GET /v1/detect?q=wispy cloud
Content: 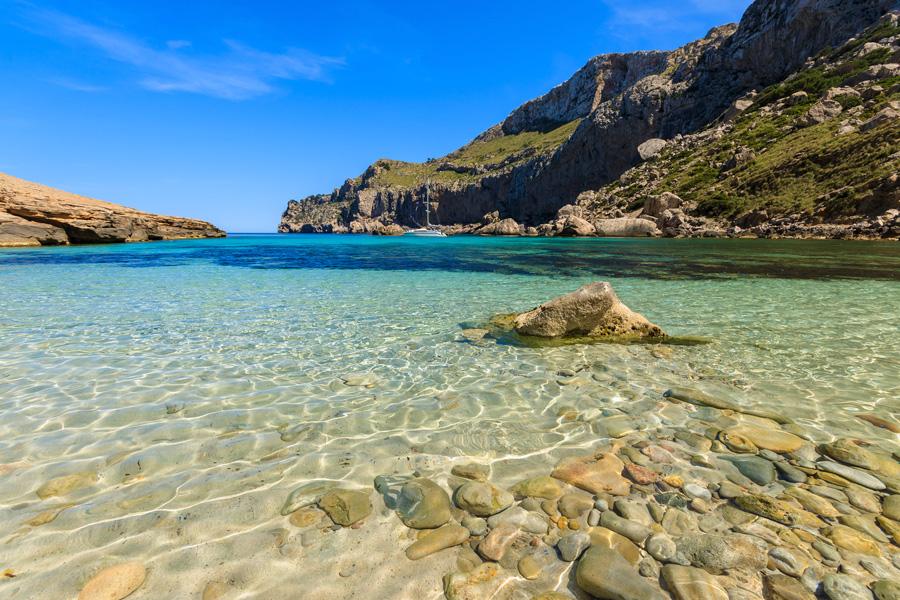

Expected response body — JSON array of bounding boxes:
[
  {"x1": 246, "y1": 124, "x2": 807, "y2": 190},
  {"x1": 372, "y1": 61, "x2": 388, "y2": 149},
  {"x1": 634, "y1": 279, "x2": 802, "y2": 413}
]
[
  {"x1": 46, "y1": 76, "x2": 107, "y2": 93},
  {"x1": 21, "y1": 7, "x2": 344, "y2": 100}
]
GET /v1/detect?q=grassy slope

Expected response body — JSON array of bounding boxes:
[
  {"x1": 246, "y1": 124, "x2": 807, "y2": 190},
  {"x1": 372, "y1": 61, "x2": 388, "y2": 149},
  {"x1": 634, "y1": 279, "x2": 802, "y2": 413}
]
[
  {"x1": 366, "y1": 120, "x2": 581, "y2": 188},
  {"x1": 603, "y1": 22, "x2": 900, "y2": 219}
]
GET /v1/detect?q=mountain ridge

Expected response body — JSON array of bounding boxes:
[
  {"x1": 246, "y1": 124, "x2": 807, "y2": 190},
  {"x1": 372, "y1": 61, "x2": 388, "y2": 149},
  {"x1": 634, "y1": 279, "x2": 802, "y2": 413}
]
[{"x1": 280, "y1": 0, "x2": 899, "y2": 239}]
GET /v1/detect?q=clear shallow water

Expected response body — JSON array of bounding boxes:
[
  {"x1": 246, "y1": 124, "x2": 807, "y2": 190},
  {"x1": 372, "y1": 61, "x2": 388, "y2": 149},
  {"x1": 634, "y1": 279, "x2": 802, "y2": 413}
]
[{"x1": 1, "y1": 234, "x2": 899, "y2": 598}]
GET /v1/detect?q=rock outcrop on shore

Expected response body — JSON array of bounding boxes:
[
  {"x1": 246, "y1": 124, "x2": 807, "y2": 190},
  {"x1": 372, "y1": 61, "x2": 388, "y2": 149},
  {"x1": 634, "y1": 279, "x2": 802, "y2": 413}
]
[
  {"x1": 0, "y1": 172, "x2": 225, "y2": 247},
  {"x1": 510, "y1": 283, "x2": 666, "y2": 340},
  {"x1": 279, "y1": 0, "x2": 899, "y2": 240}
]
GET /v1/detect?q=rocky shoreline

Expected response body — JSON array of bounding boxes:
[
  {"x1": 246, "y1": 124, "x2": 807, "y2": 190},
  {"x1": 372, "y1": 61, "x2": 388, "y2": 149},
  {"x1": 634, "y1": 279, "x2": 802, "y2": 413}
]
[
  {"x1": 0, "y1": 172, "x2": 224, "y2": 247},
  {"x1": 277, "y1": 204, "x2": 900, "y2": 242}
]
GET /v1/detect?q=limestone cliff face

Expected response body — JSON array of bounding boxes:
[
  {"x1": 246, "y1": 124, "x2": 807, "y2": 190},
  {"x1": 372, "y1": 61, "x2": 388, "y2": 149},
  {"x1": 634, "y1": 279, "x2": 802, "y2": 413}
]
[
  {"x1": 280, "y1": 0, "x2": 898, "y2": 233},
  {"x1": 0, "y1": 173, "x2": 225, "y2": 247}
]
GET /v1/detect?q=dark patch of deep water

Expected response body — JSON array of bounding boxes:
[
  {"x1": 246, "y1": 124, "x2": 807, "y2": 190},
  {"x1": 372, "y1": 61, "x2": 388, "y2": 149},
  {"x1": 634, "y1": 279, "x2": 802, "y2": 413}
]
[{"x1": 1, "y1": 234, "x2": 898, "y2": 281}]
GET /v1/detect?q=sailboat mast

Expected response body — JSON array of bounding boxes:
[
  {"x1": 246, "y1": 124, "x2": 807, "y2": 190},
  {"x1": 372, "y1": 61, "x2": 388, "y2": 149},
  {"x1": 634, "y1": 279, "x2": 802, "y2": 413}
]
[{"x1": 425, "y1": 181, "x2": 430, "y2": 227}]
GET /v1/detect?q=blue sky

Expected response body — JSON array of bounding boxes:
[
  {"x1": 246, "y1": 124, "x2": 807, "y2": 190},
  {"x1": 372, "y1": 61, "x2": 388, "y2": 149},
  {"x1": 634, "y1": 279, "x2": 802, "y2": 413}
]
[{"x1": 1, "y1": 0, "x2": 751, "y2": 231}]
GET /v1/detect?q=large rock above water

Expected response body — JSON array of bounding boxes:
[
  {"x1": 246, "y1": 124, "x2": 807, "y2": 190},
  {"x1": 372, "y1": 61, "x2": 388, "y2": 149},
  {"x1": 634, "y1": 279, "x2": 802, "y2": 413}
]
[
  {"x1": 511, "y1": 282, "x2": 665, "y2": 339},
  {"x1": 0, "y1": 172, "x2": 224, "y2": 247}
]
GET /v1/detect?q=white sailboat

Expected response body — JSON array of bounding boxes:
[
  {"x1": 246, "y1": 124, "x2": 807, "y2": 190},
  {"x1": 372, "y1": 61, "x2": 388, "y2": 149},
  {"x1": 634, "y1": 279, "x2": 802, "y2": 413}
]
[{"x1": 405, "y1": 182, "x2": 447, "y2": 237}]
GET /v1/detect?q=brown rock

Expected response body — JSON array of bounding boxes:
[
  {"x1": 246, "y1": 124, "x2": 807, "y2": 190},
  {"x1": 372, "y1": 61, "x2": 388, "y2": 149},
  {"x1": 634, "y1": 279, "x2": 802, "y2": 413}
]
[
  {"x1": 643, "y1": 192, "x2": 682, "y2": 218},
  {"x1": 0, "y1": 211, "x2": 67, "y2": 246},
  {"x1": 318, "y1": 489, "x2": 372, "y2": 526},
  {"x1": 551, "y1": 451, "x2": 631, "y2": 496},
  {"x1": 289, "y1": 507, "x2": 324, "y2": 528},
  {"x1": 557, "y1": 215, "x2": 596, "y2": 236},
  {"x1": 723, "y1": 424, "x2": 803, "y2": 453},
  {"x1": 576, "y1": 546, "x2": 664, "y2": 600},
  {"x1": 763, "y1": 572, "x2": 816, "y2": 600},
  {"x1": 733, "y1": 494, "x2": 825, "y2": 528},
  {"x1": 371, "y1": 223, "x2": 405, "y2": 236},
  {"x1": 477, "y1": 218, "x2": 521, "y2": 236},
  {"x1": 477, "y1": 523, "x2": 519, "y2": 561},
  {"x1": 406, "y1": 524, "x2": 470, "y2": 560},
  {"x1": 825, "y1": 524, "x2": 882, "y2": 556},
  {"x1": 510, "y1": 475, "x2": 564, "y2": 499},
  {"x1": 513, "y1": 282, "x2": 665, "y2": 339},
  {"x1": 623, "y1": 462, "x2": 658, "y2": 484},
  {"x1": 856, "y1": 414, "x2": 900, "y2": 433},
  {"x1": 558, "y1": 493, "x2": 594, "y2": 519},
  {"x1": 78, "y1": 562, "x2": 146, "y2": 600},
  {"x1": 782, "y1": 487, "x2": 840, "y2": 518},
  {"x1": 0, "y1": 172, "x2": 224, "y2": 247},
  {"x1": 662, "y1": 565, "x2": 728, "y2": 600},
  {"x1": 588, "y1": 526, "x2": 642, "y2": 565}
]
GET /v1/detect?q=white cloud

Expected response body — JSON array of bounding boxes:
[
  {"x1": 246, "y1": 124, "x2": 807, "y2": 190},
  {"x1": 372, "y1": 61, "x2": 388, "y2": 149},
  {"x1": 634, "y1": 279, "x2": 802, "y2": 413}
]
[{"x1": 22, "y1": 7, "x2": 344, "y2": 100}]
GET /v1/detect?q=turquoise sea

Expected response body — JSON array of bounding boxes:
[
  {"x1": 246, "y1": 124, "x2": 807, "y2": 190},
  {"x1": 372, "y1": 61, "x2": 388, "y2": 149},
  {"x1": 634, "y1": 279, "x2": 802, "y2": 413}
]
[{"x1": 1, "y1": 234, "x2": 899, "y2": 598}]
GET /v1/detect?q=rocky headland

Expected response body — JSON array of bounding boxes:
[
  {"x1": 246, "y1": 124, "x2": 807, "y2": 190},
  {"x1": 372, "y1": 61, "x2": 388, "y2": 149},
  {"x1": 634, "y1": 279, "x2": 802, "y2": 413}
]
[
  {"x1": 280, "y1": 1, "x2": 900, "y2": 240},
  {"x1": 0, "y1": 172, "x2": 224, "y2": 247}
]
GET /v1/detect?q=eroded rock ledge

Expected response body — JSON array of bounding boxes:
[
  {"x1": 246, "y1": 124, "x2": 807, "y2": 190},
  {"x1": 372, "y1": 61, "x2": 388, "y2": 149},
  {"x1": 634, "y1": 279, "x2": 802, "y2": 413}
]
[{"x1": 0, "y1": 172, "x2": 225, "y2": 247}]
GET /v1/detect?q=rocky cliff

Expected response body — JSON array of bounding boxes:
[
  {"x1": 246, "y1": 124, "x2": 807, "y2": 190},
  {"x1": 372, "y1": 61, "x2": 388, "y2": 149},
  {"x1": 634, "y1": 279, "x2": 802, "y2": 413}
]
[
  {"x1": 0, "y1": 173, "x2": 225, "y2": 247},
  {"x1": 280, "y1": 0, "x2": 899, "y2": 237}
]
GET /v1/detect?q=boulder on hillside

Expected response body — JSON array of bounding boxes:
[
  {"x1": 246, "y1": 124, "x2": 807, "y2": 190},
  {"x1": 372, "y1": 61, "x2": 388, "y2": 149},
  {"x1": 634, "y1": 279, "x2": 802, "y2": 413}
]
[
  {"x1": 721, "y1": 96, "x2": 755, "y2": 122},
  {"x1": 594, "y1": 218, "x2": 660, "y2": 237},
  {"x1": 860, "y1": 106, "x2": 900, "y2": 132},
  {"x1": 558, "y1": 215, "x2": 596, "y2": 237},
  {"x1": 824, "y1": 86, "x2": 861, "y2": 102},
  {"x1": 643, "y1": 192, "x2": 683, "y2": 218},
  {"x1": 722, "y1": 146, "x2": 756, "y2": 171},
  {"x1": 477, "y1": 218, "x2": 521, "y2": 236},
  {"x1": 637, "y1": 138, "x2": 667, "y2": 161},
  {"x1": 511, "y1": 282, "x2": 666, "y2": 339},
  {"x1": 802, "y1": 100, "x2": 843, "y2": 126},
  {"x1": 556, "y1": 204, "x2": 584, "y2": 219},
  {"x1": 787, "y1": 91, "x2": 809, "y2": 106}
]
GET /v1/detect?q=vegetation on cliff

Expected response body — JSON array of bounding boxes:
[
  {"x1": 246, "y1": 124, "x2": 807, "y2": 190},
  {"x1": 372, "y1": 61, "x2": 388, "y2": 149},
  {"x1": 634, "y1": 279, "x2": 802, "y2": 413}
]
[
  {"x1": 579, "y1": 18, "x2": 900, "y2": 233},
  {"x1": 366, "y1": 120, "x2": 583, "y2": 188},
  {"x1": 280, "y1": 1, "x2": 899, "y2": 239}
]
